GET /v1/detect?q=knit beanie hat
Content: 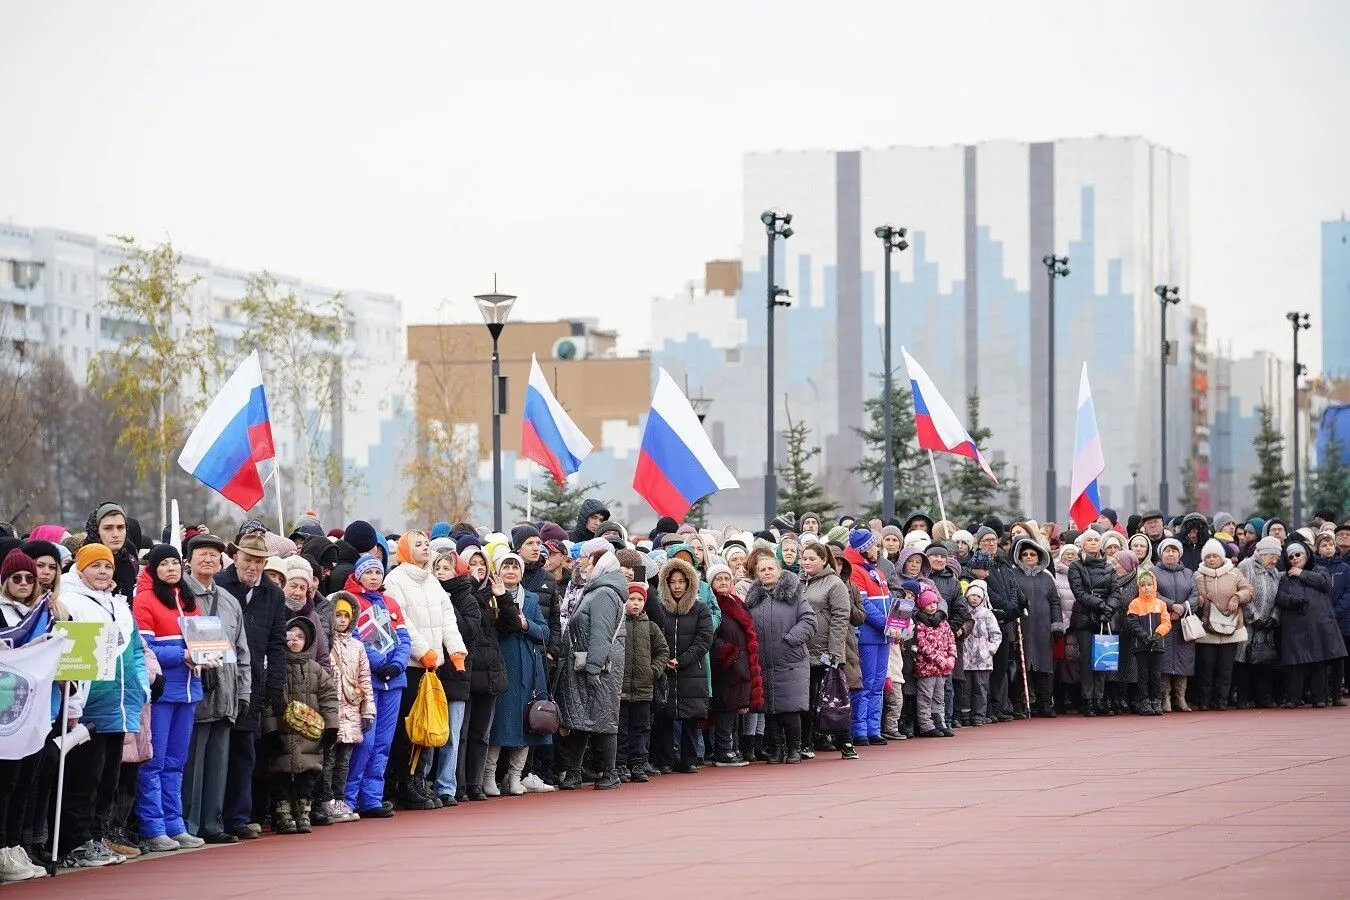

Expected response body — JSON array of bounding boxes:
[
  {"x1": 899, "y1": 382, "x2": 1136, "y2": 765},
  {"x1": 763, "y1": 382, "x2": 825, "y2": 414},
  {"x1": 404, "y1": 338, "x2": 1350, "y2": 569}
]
[
  {"x1": 1254, "y1": 536, "x2": 1282, "y2": 556},
  {"x1": 952, "y1": 530, "x2": 974, "y2": 547},
  {"x1": 333, "y1": 594, "x2": 356, "y2": 619},
  {"x1": 20, "y1": 540, "x2": 60, "y2": 569},
  {"x1": 1285, "y1": 541, "x2": 1309, "y2": 559},
  {"x1": 429, "y1": 521, "x2": 452, "y2": 540},
  {"x1": 511, "y1": 524, "x2": 541, "y2": 551},
  {"x1": 899, "y1": 578, "x2": 923, "y2": 598},
  {"x1": 538, "y1": 522, "x2": 568, "y2": 544},
  {"x1": 75, "y1": 543, "x2": 115, "y2": 572},
  {"x1": 285, "y1": 556, "x2": 315, "y2": 584},
  {"x1": 1200, "y1": 539, "x2": 1226, "y2": 560},
  {"x1": 614, "y1": 547, "x2": 644, "y2": 572},
  {"x1": 964, "y1": 579, "x2": 988, "y2": 602},
  {"x1": 1136, "y1": 567, "x2": 1157, "y2": 588},
  {"x1": 1, "y1": 549, "x2": 36, "y2": 583},
  {"x1": 1158, "y1": 537, "x2": 1183, "y2": 557},
  {"x1": 579, "y1": 537, "x2": 611, "y2": 561},
  {"x1": 354, "y1": 554, "x2": 384, "y2": 579},
  {"x1": 848, "y1": 529, "x2": 877, "y2": 553},
  {"x1": 345, "y1": 520, "x2": 379, "y2": 554},
  {"x1": 967, "y1": 550, "x2": 993, "y2": 570},
  {"x1": 879, "y1": 525, "x2": 903, "y2": 541},
  {"x1": 903, "y1": 531, "x2": 932, "y2": 550},
  {"x1": 264, "y1": 556, "x2": 287, "y2": 578},
  {"x1": 146, "y1": 543, "x2": 182, "y2": 578},
  {"x1": 626, "y1": 582, "x2": 648, "y2": 601},
  {"x1": 705, "y1": 562, "x2": 733, "y2": 585}
]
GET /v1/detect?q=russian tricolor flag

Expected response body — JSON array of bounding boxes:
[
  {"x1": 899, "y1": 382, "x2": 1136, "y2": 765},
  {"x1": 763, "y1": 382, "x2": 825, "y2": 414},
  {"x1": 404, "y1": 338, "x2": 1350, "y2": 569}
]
[
  {"x1": 902, "y1": 347, "x2": 997, "y2": 482},
  {"x1": 633, "y1": 368, "x2": 739, "y2": 520},
  {"x1": 1069, "y1": 363, "x2": 1106, "y2": 529},
  {"x1": 177, "y1": 350, "x2": 276, "y2": 510},
  {"x1": 522, "y1": 354, "x2": 593, "y2": 486}
]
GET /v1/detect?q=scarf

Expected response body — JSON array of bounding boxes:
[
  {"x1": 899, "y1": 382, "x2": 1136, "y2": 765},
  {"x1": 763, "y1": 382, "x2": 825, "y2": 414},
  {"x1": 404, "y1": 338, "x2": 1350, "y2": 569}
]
[{"x1": 1241, "y1": 559, "x2": 1280, "y2": 620}]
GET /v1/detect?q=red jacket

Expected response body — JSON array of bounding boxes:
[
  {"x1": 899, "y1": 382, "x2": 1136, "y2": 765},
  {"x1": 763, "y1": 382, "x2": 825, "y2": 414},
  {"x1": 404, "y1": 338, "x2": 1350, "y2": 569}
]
[{"x1": 843, "y1": 546, "x2": 889, "y2": 599}]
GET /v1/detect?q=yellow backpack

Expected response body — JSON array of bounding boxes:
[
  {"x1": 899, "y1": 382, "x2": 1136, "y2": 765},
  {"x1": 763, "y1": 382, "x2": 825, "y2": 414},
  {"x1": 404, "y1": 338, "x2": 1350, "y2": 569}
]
[{"x1": 403, "y1": 669, "x2": 450, "y2": 772}]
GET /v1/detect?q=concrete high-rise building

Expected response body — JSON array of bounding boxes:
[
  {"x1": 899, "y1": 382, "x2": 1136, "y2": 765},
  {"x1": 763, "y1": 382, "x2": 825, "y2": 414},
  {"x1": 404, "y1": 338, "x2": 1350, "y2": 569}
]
[
  {"x1": 1323, "y1": 217, "x2": 1350, "y2": 379},
  {"x1": 653, "y1": 137, "x2": 1190, "y2": 524},
  {"x1": 1210, "y1": 348, "x2": 1293, "y2": 518},
  {"x1": 0, "y1": 222, "x2": 412, "y2": 529}
]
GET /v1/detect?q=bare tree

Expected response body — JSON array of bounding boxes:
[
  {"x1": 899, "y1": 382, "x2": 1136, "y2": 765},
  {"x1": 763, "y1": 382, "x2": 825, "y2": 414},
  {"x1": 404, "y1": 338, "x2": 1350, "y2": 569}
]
[{"x1": 402, "y1": 316, "x2": 475, "y2": 526}]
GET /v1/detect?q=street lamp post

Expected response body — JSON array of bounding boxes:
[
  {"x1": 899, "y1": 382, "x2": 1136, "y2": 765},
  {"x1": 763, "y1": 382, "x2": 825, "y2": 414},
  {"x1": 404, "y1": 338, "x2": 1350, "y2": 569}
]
[
  {"x1": 874, "y1": 224, "x2": 910, "y2": 523},
  {"x1": 1287, "y1": 311, "x2": 1311, "y2": 524},
  {"x1": 761, "y1": 210, "x2": 793, "y2": 526},
  {"x1": 475, "y1": 285, "x2": 516, "y2": 533},
  {"x1": 1155, "y1": 285, "x2": 1181, "y2": 516},
  {"x1": 1041, "y1": 255, "x2": 1070, "y2": 523}
]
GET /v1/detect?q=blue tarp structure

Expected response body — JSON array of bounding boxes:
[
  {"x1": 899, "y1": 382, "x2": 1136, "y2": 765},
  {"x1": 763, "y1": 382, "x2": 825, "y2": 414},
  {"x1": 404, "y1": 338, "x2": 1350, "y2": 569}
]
[{"x1": 1317, "y1": 405, "x2": 1350, "y2": 463}]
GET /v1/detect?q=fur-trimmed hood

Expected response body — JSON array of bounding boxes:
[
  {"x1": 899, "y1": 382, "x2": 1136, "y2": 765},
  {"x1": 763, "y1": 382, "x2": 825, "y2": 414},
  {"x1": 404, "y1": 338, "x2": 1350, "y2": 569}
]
[
  {"x1": 744, "y1": 570, "x2": 802, "y2": 610},
  {"x1": 659, "y1": 556, "x2": 701, "y2": 615}
]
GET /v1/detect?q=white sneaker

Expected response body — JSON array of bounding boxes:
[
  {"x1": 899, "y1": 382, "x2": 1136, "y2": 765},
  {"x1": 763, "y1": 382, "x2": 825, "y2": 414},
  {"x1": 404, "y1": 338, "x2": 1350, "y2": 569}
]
[
  {"x1": 0, "y1": 848, "x2": 36, "y2": 883},
  {"x1": 171, "y1": 832, "x2": 205, "y2": 849},
  {"x1": 482, "y1": 777, "x2": 501, "y2": 797},
  {"x1": 141, "y1": 835, "x2": 182, "y2": 853},
  {"x1": 504, "y1": 774, "x2": 526, "y2": 796},
  {"x1": 10, "y1": 846, "x2": 45, "y2": 879},
  {"x1": 521, "y1": 773, "x2": 557, "y2": 793}
]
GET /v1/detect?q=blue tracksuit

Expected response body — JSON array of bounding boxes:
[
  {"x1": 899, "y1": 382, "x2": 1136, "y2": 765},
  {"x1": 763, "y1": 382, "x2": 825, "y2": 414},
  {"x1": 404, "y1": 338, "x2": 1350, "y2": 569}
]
[{"x1": 344, "y1": 585, "x2": 411, "y2": 811}]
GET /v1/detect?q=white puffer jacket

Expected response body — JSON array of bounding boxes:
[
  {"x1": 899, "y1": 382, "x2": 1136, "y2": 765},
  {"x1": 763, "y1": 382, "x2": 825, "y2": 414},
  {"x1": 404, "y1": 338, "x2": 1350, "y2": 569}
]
[{"x1": 383, "y1": 562, "x2": 468, "y2": 669}]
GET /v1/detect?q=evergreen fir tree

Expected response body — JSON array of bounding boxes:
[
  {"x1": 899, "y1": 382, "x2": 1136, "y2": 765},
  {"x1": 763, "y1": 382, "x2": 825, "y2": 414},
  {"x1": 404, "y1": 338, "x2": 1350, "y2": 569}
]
[
  {"x1": 1307, "y1": 428, "x2": 1350, "y2": 522},
  {"x1": 509, "y1": 473, "x2": 605, "y2": 527},
  {"x1": 777, "y1": 415, "x2": 838, "y2": 525},
  {"x1": 1178, "y1": 458, "x2": 1199, "y2": 513},
  {"x1": 1248, "y1": 404, "x2": 1292, "y2": 519},
  {"x1": 685, "y1": 495, "x2": 710, "y2": 529},
  {"x1": 850, "y1": 375, "x2": 932, "y2": 520},
  {"x1": 945, "y1": 393, "x2": 1018, "y2": 523}
]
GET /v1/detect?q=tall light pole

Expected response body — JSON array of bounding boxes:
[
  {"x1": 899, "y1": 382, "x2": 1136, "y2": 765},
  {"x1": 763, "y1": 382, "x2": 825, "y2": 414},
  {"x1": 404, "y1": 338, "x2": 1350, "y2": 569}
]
[
  {"x1": 1155, "y1": 285, "x2": 1181, "y2": 516},
  {"x1": 761, "y1": 210, "x2": 793, "y2": 526},
  {"x1": 476, "y1": 284, "x2": 516, "y2": 533},
  {"x1": 1041, "y1": 255, "x2": 1069, "y2": 523},
  {"x1": 1287, "y1": 311, "x2": 1311, "y2": 524},
  {"x1": 874, "y1": 224, "x2": 910, "y2": 522}
]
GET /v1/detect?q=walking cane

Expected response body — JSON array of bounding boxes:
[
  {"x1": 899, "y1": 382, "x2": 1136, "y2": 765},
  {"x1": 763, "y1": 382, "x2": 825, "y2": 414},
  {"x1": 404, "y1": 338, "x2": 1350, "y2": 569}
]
[{"x1": 1015, "y1": 619, "x2": 1032, "y2": 719}]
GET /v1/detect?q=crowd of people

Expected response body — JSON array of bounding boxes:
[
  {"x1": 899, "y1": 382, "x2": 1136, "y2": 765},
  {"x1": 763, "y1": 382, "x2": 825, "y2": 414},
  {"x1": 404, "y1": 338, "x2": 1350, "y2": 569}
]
[{"x1": 0, "y1": 500, "x2": 1347, "y2": 882}]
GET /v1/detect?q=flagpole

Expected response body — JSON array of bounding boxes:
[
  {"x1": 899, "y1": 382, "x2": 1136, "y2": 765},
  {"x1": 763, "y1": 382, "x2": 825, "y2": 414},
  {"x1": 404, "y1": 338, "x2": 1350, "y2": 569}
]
[
  {"x1": 272, "y1": 461, "x2": 285, "y2": 535},
  {"x1": 51, "y1": 687, "x2": 69, "y2": 871},
  {"x1": 526, "y1": 465, "x2": 533, "y2": 521},
  {"x1": 927, "y1": 450, "x2": 948, "y2": 524}
]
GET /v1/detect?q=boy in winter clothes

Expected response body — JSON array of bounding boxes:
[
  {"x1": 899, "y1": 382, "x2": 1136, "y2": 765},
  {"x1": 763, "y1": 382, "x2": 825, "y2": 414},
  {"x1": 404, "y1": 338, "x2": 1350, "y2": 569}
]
[
  {"x1": 1126, "y1": 569, "x2": 1171, "y2": 716},
  {"x1": 263, "y1": 618, "x2": 338, "y2": 834},
  {"x1": 617, "y1": 583, "x2": 670, "y2": 782},
  {"x1": 322, "y1": 593, "x2": 374, "y2": 823},
  {"x1": 914, "y1": 584, "x2": 957, "y2": 736},
  {"x1": 960, "y1": 580, "x2": 1002, "y2": 725},
  {"x1": 342, "y1": 554, "x2": 412, "y2": 817}
]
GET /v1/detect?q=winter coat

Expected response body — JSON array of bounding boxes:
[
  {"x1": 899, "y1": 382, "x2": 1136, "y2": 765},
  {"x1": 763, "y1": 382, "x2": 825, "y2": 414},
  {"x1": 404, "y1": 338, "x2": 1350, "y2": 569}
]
[
  {"x1": 984, "y1": 559, "x2": 1027, "y2": 625},
  {"x1": 330, "y1": 627, "x2": 374, "y2": 744},
  {"x1": 555, "y1": 569, "x2": 627, "y2": 733},
  {"x1": 745, "y1": 571, "x2": 816, "y2": 714},
  {"x1": 1179, "y1": 513, "x2": 1212, "y2": 572},
  {"x1": 1236, "y1": 557, "x2": 1282, "y2": 665},
  {"x1": 216, "y1": 565, "x2": 289, "y2": 731},
  {"x1": 844, "y1": 588, "x2": 865, "y2": 692},
  {"x1": 711, "y1": 590, "x2": 763, "y2": 712},
  {"x1": 932, "y1": 566, "x2": 971, "y2": 678},
  {"x1": 1067, "y1": 555, "x2": 1115, "y2": 632},
  {"x1": 341, "y1": 576, "x2": 413, "y2": 693},
  {"x1": 620, "y1": 611, "x2": 669, "y2": 702},
  {"x1": 914, "y1": 608, "x2": 956, "y2": 678},
  {"x1": 802, "y1": 570, "x2": 852, "y2": 662},
  {"x1": 665, "y1": 543, "x2": 722, "y2": 697},
  {"x1": 469, "y1": 578, "x2": 513, "y2": 696},
  {"x1": 962, "y1": 602, "x2": 1002, "y2": 671},
  {"x1": 438, "y1": 574, "x2": 482, "y2": 702},
  {"x1": 1154, "y1": 561, "x2": 1198, "y2": 676},
  {"x1": 844, "y1": 546, "x2": 890, "y2": 650},
  {"x1": 1008, "y1": 539, "x2": 1062, "y2": 675},
  {"x1": 61, "y1": 570, "x2": 148, "y2": 732},
  {"x1": 182, "y1": 575, "x2": 251, "y2": 725},
  {"x1": 522, "y1": 560, "x2": 562, "y2": 662},
  {"x1": 568, "y1": 498, "x2": 610, "y2": 544},
  {"x1": 383, "y1": 562, "x2": 468, "y2": 672},
  {"x1": 122, "y1": 637, "x2": 160, "y2": 763},
  {"x1": 1109, "y1": 572, "x2": 1140, "y2": 683},
  {"x1": 1126, "y1": 594, "x2": 1171, "y2": 651},
  {"x1": 1276, "y1": 561, "x2": 1348, "y2": 666},
  {"x1": 1322, "y1": 553, "x2": 1350, "y2": 635},
  {"x1": 1194, "y1": 560, "x2": 1254, "y2": 646},
  {"x1": 262, "y1": 618, "x2": 338, "y2": 775},
  {"x1": 656, "y1": 558, "x2": 714, "y2": 719},
  {"x1": 132, "y1": 569, "x2": 202, "y2": 705},
  {"x1": 490, "y1": 589, "x2": 552, "y2": 747},
  {"x1": 286, "y1": 593, "x2": 331, "y2": 673},
  {"x1": 1053, "y1": 562, "x2": 1076, "y2": 628}
]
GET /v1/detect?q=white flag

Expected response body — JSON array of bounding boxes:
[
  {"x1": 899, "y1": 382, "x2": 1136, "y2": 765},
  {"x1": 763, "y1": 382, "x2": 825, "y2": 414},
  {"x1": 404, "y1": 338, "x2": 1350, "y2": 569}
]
[{"x1": 0, "y1": 636, "x2": 63, "y2": 760}]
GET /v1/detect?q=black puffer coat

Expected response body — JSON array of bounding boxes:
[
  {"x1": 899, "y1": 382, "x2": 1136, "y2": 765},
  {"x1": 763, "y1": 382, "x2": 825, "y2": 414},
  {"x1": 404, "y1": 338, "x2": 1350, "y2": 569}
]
[
  {"x1": 522, "y1": 561, "x2": 562, "y2": 662},
  {"x1": 568, "y1": 498, "x2": 610, "y2": 544},
  {"x1": 1067, "y1": 554, "x2": 1115, "y2": 632},
  {"x1": 439, "y1": 574, "x2": 482, "y2": 702},
  {"x1": 1276, "y1": 559, "x2": 1348, "y2": 666},
  {"x1": 983, "y1": 560, "x2": 1026, "y2": 626},
  {"x1": 1179, "y1": 514, "x2": 1212, "y2": 571},
  {"x1": 1008, "y1": 539, "x2": 1062, "y2": 675},
  {"x1": 468, "y1": 577, "x2": 512, "y2": 696},
  {"x1": 216, "y1": 565, "x2": 288, "y2": 732},
  {"x1": 656, "y1": 558, "x2": 714, "y2": 719}
]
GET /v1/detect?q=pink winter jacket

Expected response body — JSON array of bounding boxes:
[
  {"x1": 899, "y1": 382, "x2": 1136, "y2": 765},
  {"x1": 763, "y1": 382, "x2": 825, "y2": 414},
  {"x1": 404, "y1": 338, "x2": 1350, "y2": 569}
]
[
  {"x1": 915, "y1": 614, "x2": 957, "y2": 678},
  {"x1": 123, "y1": 635, "x2": 162, "y2": 764},
  {"x1": 331, "y1": 629, "x2": 375, "y2": 744}
]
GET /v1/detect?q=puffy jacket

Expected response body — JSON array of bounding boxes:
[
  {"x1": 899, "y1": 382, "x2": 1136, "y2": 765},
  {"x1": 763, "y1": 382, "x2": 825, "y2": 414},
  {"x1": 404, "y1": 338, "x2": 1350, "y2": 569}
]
[
  {"x1": 745, "y1": 571, "x2": 816, "y2": 714},
  {"x1": 619, "y1": 612, "x2": 669, "y2": 702},
  {"x1": 1277, "y1": 559, "x2": 1348, "y2": 666},
  {"x1": 843, "y1": 546, "x2": 890, "y2": 647},
  {"x1": 382, "y1": 562, "x2": 467, "y2": 670},
  {"x1": 61, "y1": 570, "x2": 147, "y2": 732},
  {"x1": 914, "y1": 608, "x2": 956, "y2": 678},
  {"x1": 962, "y1": 603, "x2": 1002, "y2": 671},
  {"x1": 1193, "y1": 560, "x2": 1254, "y2": 645},
  {"x1": 342, "y1": 575, "x2": 413, "y2": 692},
  {"x1": 469, "y1": 577, "x2": 513, "y2": 696},
  {"x1": 802, "y1": 569, "x2": 851, "y2": 662},
  {"x1": 522, "y1": 561, "x2": 562, "y2": 662},
  {"x1": 438, "y1": 574, "x2": 482, "y2": 702},
  {"x1": 132, "y1": 568, "x2": 202, "y2": 704},
  {"x1": 262, "y1": 618, "x2": 338, "y2": 775},
  {"x1": 656, "y1": 557, "x2": 714, "y2": 719},
  {"x1": 330, "y1": 628, "x2": 374, "y2": 744},
  {"x1": 711, "y1": 591, "x2": 764, "y2": 712},
  {"x1": 983, "y1": 560, "x2": 1026, "y2": 625},
  {"x1": 1322, "y1": 553, "x2": 1350, "y2": 635},
  {"x1": 1067, "y1": 555, "x2": 1115, "y2": 631}
]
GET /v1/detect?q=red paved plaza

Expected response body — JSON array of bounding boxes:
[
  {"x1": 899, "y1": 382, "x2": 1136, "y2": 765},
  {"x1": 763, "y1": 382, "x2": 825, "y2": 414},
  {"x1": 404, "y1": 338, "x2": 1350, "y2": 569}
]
[{"x1": 14, "y1": 708, "x2": 1350, "y2": 899}]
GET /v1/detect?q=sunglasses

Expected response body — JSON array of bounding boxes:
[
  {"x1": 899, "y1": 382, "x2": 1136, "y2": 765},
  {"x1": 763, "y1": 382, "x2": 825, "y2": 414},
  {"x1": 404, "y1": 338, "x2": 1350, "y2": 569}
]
[{"x1": 7, "y1": 573, "x2": 34, "y2": 585}]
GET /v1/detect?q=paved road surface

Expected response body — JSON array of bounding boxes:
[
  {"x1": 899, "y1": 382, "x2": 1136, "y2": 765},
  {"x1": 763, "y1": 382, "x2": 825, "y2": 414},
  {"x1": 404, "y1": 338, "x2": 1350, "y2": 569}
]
[{"x1": 15, "y1": 708, "x2": 1350, "y2": 898}]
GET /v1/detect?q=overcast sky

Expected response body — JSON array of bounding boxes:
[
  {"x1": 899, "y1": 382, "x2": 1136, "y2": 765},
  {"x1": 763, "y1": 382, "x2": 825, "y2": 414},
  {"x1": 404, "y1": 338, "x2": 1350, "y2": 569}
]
[{"x1": 3, "y1": 1, "x2": 1347, "y2": 370}]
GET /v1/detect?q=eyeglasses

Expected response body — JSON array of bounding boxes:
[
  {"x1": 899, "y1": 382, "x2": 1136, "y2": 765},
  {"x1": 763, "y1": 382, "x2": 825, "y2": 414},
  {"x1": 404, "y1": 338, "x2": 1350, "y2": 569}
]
[{"x1": 7, "y1": 573, "x2": 34, "y2": 585}]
